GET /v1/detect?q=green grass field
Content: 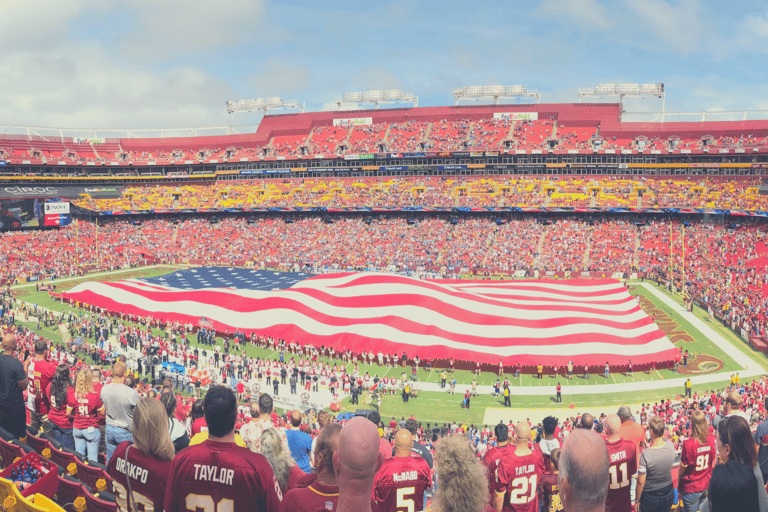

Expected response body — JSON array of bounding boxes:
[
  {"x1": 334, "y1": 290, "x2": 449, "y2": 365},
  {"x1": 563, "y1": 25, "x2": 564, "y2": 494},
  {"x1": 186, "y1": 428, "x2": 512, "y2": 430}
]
[{"x1": 13, "y1": 267, "x2": 764, "y2": 425}]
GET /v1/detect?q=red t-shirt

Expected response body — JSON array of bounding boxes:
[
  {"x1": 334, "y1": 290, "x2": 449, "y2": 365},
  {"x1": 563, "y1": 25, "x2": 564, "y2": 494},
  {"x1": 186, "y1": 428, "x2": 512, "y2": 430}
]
[
  {"x1": 68, "y1": 391, "x2": 103, "y2": 429},
  {"x1": 164, "y1": 440, "x2": 282, "y2": 512},
  {"x1": 192, "y1": 417, "x2": 208, "y2": 436},
  {"x1": 495, "y1": 449, "x2": 544, "y2": 512},
  {"x1": 46, "y1": 382, "x2": 75, "y2": 429},
  {"x1": 373, "y1": 455, "x2": 432, "y2": 512},
  {"x1": 482, "y1": 444, "x2": 513, "y2": 505},
  {"x1": 280, "y1": 479, "x2": 380, "y2": 512},
  {"x1": 108, "y1": 441, "x2": 173, "y2": 512},
  {"x1": 604, "y1": 438, "x2": 637, "y2": 512},
  {"x1": 679, "y1": 435, "x2": 716, "y2": 494},
  {"x1": 26, "y1": 358, "x2": 57, "y2": 415},
  {"x1": 540, "y1": 473, "x2": 562, "y2": 512}
]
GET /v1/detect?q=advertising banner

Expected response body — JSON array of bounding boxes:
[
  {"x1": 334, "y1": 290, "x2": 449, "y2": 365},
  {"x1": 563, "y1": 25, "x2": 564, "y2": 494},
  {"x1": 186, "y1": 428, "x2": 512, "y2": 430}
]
[
  {"x1": 333, "y1": 117, "x2": 372, "y2": 127},
  {"x1": 44, "y1": 202, "x2": 70, "y2": 214},
  {"x1": 493, "y1": 112, "x2": 539, "y2": 121},
  {"x1": 0, "y1": 186, "x2": 122, "y2": 199}
]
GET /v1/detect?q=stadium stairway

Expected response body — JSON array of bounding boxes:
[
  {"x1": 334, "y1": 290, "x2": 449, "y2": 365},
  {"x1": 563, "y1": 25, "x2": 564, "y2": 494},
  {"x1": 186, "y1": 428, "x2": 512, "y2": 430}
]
[
  {"x1": 582, "y1": 235, "x2": 592, "y2": 269},
  {"x1": 633, "y1": 232, "x2": 641, "y2": 268}
]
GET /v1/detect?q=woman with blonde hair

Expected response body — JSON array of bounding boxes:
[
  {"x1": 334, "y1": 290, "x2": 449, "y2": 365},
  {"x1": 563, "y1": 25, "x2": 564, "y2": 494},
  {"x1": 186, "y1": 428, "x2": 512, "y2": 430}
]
[
  {"x1": 66, "y1": 368, "x2": 105, "y2": 462},
  {"x1": 259, "y1": 428, "x2": 305, "y2": 494},
  {"x1": 107, "y1": 398, "x2": 174, "y2": 512},
  {"x1": 427, "y1": 435, "x2": 494, "y2": 512},
  {"x1": 678, "y1": 410, "x2": 716, "y2": 512}
]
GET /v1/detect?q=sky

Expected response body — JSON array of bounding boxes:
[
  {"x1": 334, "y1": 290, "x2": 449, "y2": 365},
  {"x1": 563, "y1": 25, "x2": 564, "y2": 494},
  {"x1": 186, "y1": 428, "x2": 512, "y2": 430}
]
[{"x1": 1, "y1": 0, "x2": 768, "y2": 135}]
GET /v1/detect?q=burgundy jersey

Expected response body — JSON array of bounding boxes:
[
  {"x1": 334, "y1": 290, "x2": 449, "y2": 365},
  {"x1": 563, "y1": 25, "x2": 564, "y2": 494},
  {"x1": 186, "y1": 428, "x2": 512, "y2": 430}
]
[
  {"x1": 495, "y1": 450, "x2": 544, "y2": 512},
  {"x1": 26, "y1": 359, "x2": 56, "y2": 415},
  {"x1": 164, "y1": 439, "x2": 282, "y2": 512},
  {"x1": 46, "y1": 383, "x2": 75, "y2": 429},
  {"x1": 678, "y1": 435, "x2": 716, "y2": 494},
  {"x1": 373, "y1": 455, "x2": 432, "y2": 512},
  {"x1": 482, "y1": 444, "x2": 514, "y2": 504},
  {"x1": 280, "y1": 480, "x2": 380, "y2": 512},
  {"x1": 108, "y1": 441, "x2": 172, "y2": 512},
  {"x1": 605, "y1": 438, "x2": 637, "y2": 512},
  {"x1": 540, "y1": 473, "x2": 562, "y2": 512},
  {"x1": 68, "y1": 391, "x2": 103, "y2": 429}
]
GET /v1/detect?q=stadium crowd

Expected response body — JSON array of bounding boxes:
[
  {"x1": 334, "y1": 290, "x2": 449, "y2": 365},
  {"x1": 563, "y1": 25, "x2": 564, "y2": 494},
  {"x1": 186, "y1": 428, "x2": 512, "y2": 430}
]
[{"x1": 70, "y1": 176, "x2": 768, "y2": 212}]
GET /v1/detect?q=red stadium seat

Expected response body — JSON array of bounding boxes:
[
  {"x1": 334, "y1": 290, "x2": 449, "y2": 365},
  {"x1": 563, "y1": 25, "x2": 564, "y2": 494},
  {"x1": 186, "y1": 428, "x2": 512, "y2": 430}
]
[
  {"x1": 0, "y1": 437, "x2": 27, "y2": 470},
  {"x1": 48, "y1": 446, "x2": 81, "y2": 475},
  {"x1": 25, "y1": 435, "x2": 56, "y2": 460},
  {"x1": 74, "y1": 459, "x2": 112, "y2": 494},
  {"x1": 56, "y1": 475, "x2": 90, "y2": 510},
  {"x1": 82, "y1": 487, "x2": 117, "y2": 512}
]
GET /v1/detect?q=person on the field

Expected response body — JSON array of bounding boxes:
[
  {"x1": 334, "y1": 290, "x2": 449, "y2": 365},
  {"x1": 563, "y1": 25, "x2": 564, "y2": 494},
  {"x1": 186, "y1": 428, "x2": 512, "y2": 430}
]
[
  {"x1": 556, "y1": 382, "x2": 562, "y2": 403},
  {"x1": 604, "y1": 362, "x2": 610, "y2": 379},
  {"x1": 537, "y1": 363, "x2": 544, "y2": 379},
  {"x1": 503, "y1": 385, "x2": 511, "y2": 408}
]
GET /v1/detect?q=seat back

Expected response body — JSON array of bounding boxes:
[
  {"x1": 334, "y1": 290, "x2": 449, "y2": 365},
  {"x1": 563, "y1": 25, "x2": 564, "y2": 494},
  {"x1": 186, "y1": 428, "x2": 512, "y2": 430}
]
[
  {"x1": 48, "y1": 447, "x2": 79, "y2": 475},
  {"x1": 74, "y1": 460, "x2": 112, "y2": 494},
  {"x1": 82, "y1": 487, "x2": 117, "y2": 512},
  {"x1": 56, "y1": 475, "x2": 90, "y2": 509},
  {"x1": 25, "y1": 435, "x2": 54, "y2": 459},
  {"x1": 0, "y1": 438, "x2": 25, "y2": 470}
]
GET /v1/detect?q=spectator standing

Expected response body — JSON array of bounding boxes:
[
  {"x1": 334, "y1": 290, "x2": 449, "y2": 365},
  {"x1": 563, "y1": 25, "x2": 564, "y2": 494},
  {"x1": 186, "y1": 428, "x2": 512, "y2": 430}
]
[
  {"x1": 373, "y1": 429, "x2": 432, "y2": 512},
  {"x1": 108, "y1": 398, "x2": 174, "y2": 512},
  {"x1": 164, "y1": 386, "x2": 282, "y2": 512},
  {"x1": 755, "y1": 397, "x2": 768, "y2": 484},
  {"x1": 159, "y1": 390, "x2": 190, "y2": 453},
  {"x1": 67, "y1": 368, "x2": 105, "y2": 462},
  {"x1": 428, "y1": 434, "x2": 494, "y2": 512},
  {"x1": 259, "y1": 428, "x2": 304, "y2": 496},
  {"x1": 558, "y1": 429, "x2": 609, "y2": 512},
  {"x1": 706, "y1": 460, "x2": 760, "y2": 512},
  {"x1": 101, "y1": 361, "x2": 140, "y2": 463},
  {"x1": 334, "y1": 416, "x2": 384, "y2": 512},
  {"x1": 404, "y1": 418, "x2": 433, "y2": 468},
  {"x1": 285, "y1": 410, "x2": 313, "y2": 473},
  {"x1": 482, "y1": 424, "x2": 512, "y2": 508},
  {"x1": 24, "y1": 339, "x2": 56, "y2": 437},
  {"x1": 699, "y1": 415, "x2": 768, "y2": 512},
  {"x1": 603, "y1": 414, "x2": 637, "y2": 512},
  {"x1": 0, "y1": 334, "x2": 27, "y2": 439},
  {"x1": 635, "y1": 416, "x2": 675, "y2": 512},
  {"x1": 46, "y1": 364, "x2": 76, "y2": 451},
  {"x1": 495, "y1": 422, "x2": 544, "y2": 512},
  {"x1": 678, "y1": 410, "x2": 716, "y2": 512}
]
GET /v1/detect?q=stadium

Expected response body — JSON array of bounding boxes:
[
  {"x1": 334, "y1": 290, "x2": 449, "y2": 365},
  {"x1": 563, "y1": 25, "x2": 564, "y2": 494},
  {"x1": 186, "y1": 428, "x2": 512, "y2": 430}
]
[{"x1": 1, "y1": 4, "x2": 768, "y2": 511}]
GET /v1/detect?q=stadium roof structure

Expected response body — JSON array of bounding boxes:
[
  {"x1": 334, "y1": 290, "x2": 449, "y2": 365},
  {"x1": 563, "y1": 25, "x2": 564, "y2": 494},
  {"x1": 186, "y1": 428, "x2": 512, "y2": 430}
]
[
  {"x1": 453, "y1": 85, "x2": 540, "y2": 105},
  {"x1": 334, "y1": 90, "x2": 418, "y2": 110}
]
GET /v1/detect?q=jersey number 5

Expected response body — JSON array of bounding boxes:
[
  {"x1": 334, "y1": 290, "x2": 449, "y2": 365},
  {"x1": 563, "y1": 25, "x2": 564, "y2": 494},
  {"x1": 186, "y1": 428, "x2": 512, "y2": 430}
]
[{"x1": 396, "y1": 486, "x2": 416, "y2": 512}]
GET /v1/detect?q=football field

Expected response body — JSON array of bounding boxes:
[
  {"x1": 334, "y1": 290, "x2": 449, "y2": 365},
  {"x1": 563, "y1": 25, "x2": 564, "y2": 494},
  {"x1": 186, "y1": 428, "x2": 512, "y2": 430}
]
[{"x1": 12, "y1": 267, "x2": 767, "y2": 426}]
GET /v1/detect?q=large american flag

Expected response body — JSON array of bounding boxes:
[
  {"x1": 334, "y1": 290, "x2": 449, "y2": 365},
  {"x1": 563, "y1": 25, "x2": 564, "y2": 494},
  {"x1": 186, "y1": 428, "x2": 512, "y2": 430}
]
[{"x1": 62, "y1": 268, "x2": 678, "y2": 367}]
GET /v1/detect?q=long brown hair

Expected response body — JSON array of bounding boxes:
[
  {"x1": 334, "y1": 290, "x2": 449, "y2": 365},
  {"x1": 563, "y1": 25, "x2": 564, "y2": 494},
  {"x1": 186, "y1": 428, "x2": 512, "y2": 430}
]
[
  {"x1": 132, "y1": 398, "x2": 175, "y2": 461},
  {"x1": 690, "y1": 410, "x2": 710, "y2": 445},
  {"x1": 718, "y1": 415, "x2": 756, "y2": 469}
]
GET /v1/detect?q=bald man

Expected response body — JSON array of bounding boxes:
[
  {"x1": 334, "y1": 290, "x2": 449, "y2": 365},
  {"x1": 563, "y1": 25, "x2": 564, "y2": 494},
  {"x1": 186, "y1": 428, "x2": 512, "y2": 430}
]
[
  {"x1": 0, "y1": 334, "x2": 28, "y2": 439},
  {"x1": 558, "y1": 429, "x2": 610, "y2": 512},
  {"x1": 495, "y1": 421, "x2": 545, "y2": 512},
  {"x1": 373, "y1": 429, "x2": 432, "y2": 512},
  {"x1": 333, "y1": 416, "x2": 384, "y2": 512},
  {"x1": 603, "y1": 414, "x2": 637, "y2": 512}
]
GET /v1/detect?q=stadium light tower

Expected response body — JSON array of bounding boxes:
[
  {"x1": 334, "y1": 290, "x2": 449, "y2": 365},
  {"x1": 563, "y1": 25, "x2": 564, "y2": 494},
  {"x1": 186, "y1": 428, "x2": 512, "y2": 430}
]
[
  {"x1": 578, "y1": 83, "x2": 665, "y2": 121},
  {"x1": 453, "y1": 85, "x2": 540, "y2": 105},
  {"x1": 335, "y1": 90, "x2": 418, "y2": 110},
  {"x1": 225, "y1": 97, "x2": 305, "y2": 128}
]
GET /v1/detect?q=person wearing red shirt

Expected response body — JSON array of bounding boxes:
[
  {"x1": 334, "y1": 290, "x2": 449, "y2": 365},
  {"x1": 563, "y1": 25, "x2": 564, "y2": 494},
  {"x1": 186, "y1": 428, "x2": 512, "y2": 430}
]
[
  {"x1": 495, "y1": 422, "x2": 545, "y2": 512},
  {"x1": 189, "y1": 399, "x2": 207, "y2": 436},
  {"x1": 482, "y1": 424, "x2": 513, "y2": 507},
  {"x1": 109, "y1": 398, "x2": 174, "y2": 512},
  {"x1": 24, "y1": 339, "x2": 57, "y2": 437},
  {"x1": 540, "y1": 448, "x2": 563, "y2": 512},
  {"x1": 66, "y1": 368, "x2": 105, "y2": 462},
  {"x1": 165, "y1": 386, "x2": 282, "y2": 512},
  {"x1": 373, "y1": 429, "x2": 431, "y2": 512},
  {"x1": 603, "y1": 415, "x2": 638, "y2": 512},
  {"x1": 46, "y1": 364, "x2": 76, "y2": 451},
  {"x1": 678, "y1": 410, "x2": 716, "y2": 512}
]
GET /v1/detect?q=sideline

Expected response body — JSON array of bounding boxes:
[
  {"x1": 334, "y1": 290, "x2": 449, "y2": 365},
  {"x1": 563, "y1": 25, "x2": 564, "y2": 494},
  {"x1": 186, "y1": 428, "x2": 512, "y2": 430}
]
[{"x1": 10, "y1": 265, "x2": 179, "y2": 291}]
